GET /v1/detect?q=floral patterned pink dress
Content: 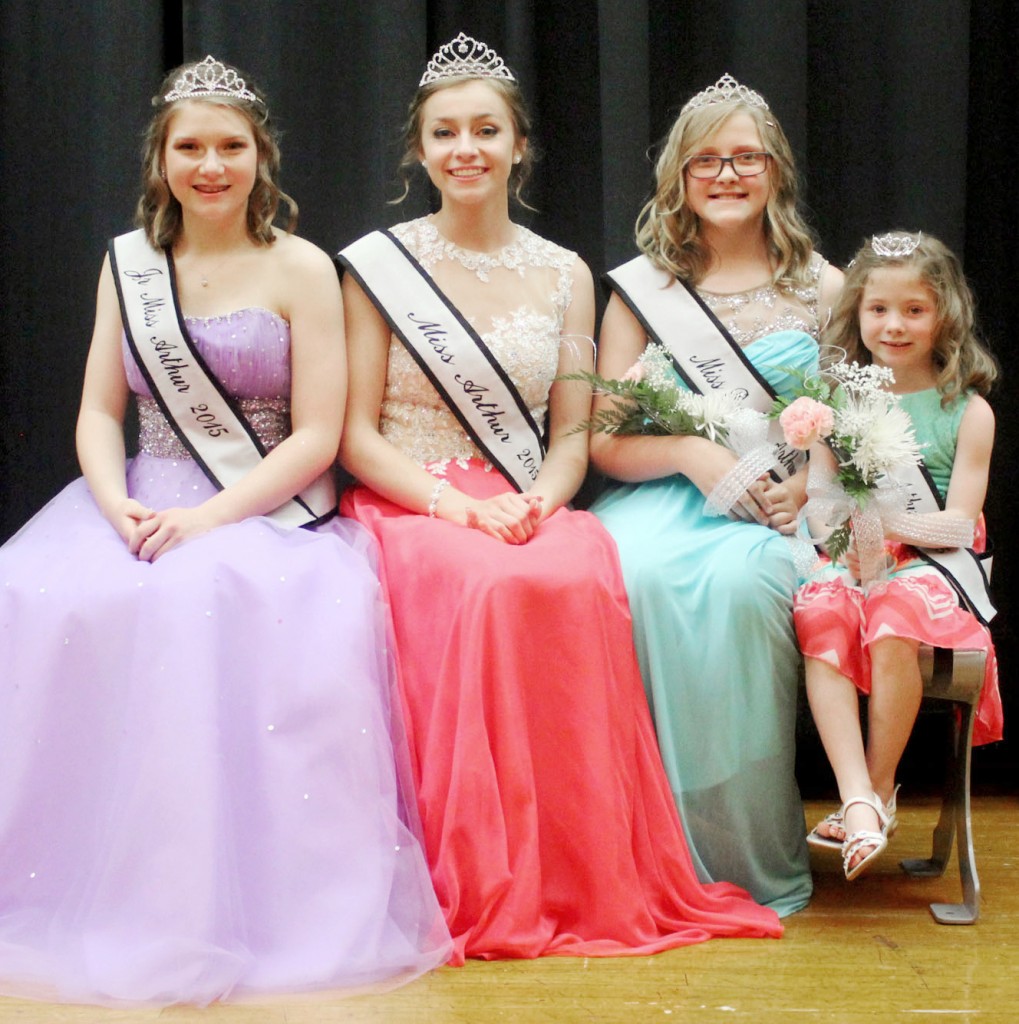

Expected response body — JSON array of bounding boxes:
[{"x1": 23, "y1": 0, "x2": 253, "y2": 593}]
[{"x1": 794, "y1": 388, "x2": 1001, "y2": 745}]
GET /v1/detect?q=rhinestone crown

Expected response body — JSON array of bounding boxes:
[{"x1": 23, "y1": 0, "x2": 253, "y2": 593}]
[
  {"x1": 164, "y1": 55, "x2": 259, "y2": 104},
  {"x1": 871, "y1": 232, "x2": 921, "y2": 258},
  {"x1": 681, "y1": 73, "x2": 768, "y2": 115},
  {"x1": 419, "y1": 33, "x2": 516, "y2": 86}
]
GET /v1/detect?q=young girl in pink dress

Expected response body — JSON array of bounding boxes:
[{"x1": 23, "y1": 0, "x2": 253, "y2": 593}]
[{"x1": 796, "y1": 231, "x2": 1001, "y2": 880}]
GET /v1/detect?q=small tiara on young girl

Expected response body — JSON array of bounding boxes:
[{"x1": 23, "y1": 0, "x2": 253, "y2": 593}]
[
  {"x1": 163, "y1": 55, "x2": 259, "y2": 104},
  {"x1": 871, "y1": 232, "x2": 921, "y2": 258},
  {"x1": 419, "y1": 33, "x2": 516, "y2": 86},
  {"x1": 681, "y1": 73, "x2": 769, "y2": 115}
]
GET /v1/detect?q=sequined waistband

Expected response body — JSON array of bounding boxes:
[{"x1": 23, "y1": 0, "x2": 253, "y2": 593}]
[{"x1": 136, "y1": 395, "x2": 291, "y2": 459}]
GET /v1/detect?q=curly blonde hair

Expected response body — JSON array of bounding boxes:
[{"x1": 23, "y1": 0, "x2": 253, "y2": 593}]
[
  {"x1": 825, "y1": 231, "x2": 998, "y2": 405},
  {"x1": 636, "y1": 95, "x2": 816, "y2": 289},
  {"x1": 136, "y1": 58, "x2": 297, "y2": 249}
]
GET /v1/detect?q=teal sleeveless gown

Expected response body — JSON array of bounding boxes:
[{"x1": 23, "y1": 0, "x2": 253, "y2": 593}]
[{"x1": 592, "y1": 328, "x2": 818, "y2": 916}]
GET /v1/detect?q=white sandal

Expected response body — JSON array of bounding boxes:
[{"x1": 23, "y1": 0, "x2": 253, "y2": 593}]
[
  {"x1": 882, "y1": 784, "x2": 901, "y2": 838},
  {"x1": 808, "y1": 784, "x2": 900, "y2": 853},
  {"x1": 807, "y1": 805, "x2": 846, "y2": 850},
  {"x1": 842, "y1": 793, "x2": 892, "y2": 881}
]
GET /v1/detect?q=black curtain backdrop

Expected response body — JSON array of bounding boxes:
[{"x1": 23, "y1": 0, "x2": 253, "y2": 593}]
[{"x1": 2, "y1": 1, "x2": 1016, "y2": 789}]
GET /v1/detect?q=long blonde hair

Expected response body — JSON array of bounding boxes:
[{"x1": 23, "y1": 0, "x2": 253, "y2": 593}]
[
  {"x1": 136, "y1": 58, "x2": 297, "y2": 249},
  {"x1": 636, "y1": 96, "x2": 816, "y2": 289},
  {"x1": 825, "y1": 231, "x2": 998, "y2": 404}
]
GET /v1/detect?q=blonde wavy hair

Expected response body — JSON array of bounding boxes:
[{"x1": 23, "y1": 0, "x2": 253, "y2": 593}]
[
  {"x1": 825, "y1": 231, "x2": 997, "y2": 405},
  {"x1": 136, "y1": 58, "x2": 297, "y2": 249},
  {"x1": 636, "y1": 96, "x2": 816, "y2": 289}
]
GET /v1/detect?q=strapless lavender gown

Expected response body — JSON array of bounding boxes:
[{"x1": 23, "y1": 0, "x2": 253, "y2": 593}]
[{"x1": 0, "y1": 308, "x2": 450, "y2": 1006}]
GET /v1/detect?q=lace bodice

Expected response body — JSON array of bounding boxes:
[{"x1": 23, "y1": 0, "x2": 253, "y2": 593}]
[
  {"x1": 380, "y1": 217, "x2": 577, "y2": 468},
  {"x1": 697, "y1": 252, "x2": 828, "y2": 348},
  {"x1": 123, "y1": 307, "x2": 292, "y2": 459}
]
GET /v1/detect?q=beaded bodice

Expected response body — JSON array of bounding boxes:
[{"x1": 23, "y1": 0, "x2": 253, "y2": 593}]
[
  {"x1": 697, "y1": 252, "x2": 828, "y2": 348},
  {"x1": 123, "y1": 307, "x2": 292, "y2": 459},
  {"x1": 381, "y1": 217, "x2": 577, "y2": 466}
]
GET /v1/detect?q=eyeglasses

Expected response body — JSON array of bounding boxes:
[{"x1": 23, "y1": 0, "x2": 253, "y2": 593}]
[{"x1": 685, "y1": 152, "x2": 771, "y2": 179}]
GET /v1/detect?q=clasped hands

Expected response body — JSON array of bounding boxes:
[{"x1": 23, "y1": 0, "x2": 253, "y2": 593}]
[
  {"x1": 111, "y1": 498, "x2": 216, "y2": 562},
  {"x1": 463, "y1": 492, "x2": 544, "y2": 544},
  {"x1": 732, "y1": 476, "x2": 800, "y2": 534},
  {"x1": 686, "y1": 438, "x2": 799, "y2": 534}
]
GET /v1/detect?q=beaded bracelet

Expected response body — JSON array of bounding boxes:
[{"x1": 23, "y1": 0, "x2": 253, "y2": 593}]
[{"x1": 427, "y1": 478, "x2": 450, "y2": 517}]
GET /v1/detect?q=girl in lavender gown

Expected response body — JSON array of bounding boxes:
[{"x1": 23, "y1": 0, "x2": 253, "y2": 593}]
[{"x1": 0, "y1": 56, "x2": 449, "y2": 1007}]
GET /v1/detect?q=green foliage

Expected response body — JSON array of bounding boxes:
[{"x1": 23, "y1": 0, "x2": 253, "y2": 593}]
[{"x1": 559, "y1": 371, "x2": 725, "y2": 440}]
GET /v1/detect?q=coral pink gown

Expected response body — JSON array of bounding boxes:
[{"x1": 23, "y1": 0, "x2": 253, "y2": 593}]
[{"x1": 342, "y1": 218, "x2": 783, "y2": 963}]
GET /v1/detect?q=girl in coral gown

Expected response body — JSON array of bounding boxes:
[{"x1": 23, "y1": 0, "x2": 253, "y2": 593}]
[{"x1": 337, "y1": 36, "x2": 783, "y2": 963}]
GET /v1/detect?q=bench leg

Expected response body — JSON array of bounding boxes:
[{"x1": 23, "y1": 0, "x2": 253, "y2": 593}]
[{"x1": 900, "y1": 703, "x2": 980, "y2": 923}]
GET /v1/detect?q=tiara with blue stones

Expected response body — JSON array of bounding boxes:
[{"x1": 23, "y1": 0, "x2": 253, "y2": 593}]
[
  {"x1": 419, "y1": 33, "x2": 516, "y2": 86},
  {"x1": 163, "y1": 55, "x2": 260, "y2": 105},
  {"x1": 681, "y1": 73, "x2": 769, "y2": 115}
]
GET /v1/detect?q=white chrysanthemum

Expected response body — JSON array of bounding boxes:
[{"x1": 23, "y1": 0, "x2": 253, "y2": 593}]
[
  {"x1": 676, "y1": 389, "x2": 748, "y2": 442},
  {"x1": 844, "y1": 401, "x2": 922, "y2": 483}
]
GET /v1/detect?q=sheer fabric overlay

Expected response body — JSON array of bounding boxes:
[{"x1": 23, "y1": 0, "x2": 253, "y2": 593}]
[{"x1": 343, "y1": 218, "x2": 784, "y2": 962}]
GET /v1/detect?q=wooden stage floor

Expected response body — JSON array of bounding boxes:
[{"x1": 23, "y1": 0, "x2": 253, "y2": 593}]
[{"x1": 1, "y1": 794, "x2": 1016, "y2": 1023}]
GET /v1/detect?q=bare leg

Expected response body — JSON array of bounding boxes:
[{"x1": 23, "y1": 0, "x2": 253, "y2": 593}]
[
  {"x1": 804, "y1": 656, "x2": 881, "y2": 850},
  {"x1": 865, "y1": 635, "x2": 923, "y2": 807}
]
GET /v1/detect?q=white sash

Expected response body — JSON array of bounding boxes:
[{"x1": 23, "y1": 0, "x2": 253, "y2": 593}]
[
  {"x1": 885, "y1": 459, "x2": 996, "y2": 625},
  {"x1": 109, "y1": 230, "x2": 337, "y2": 528},
  {"x1": 337, "y1": 230, "x2": 544, "y2": 493},
  {"x1": 606, "y1": 255, "x2": 805, "y2": 479}
]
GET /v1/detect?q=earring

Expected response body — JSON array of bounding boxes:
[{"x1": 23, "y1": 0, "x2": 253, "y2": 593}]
[
  {"x1": 420, "y1": 160, "x2": 427, "y2": 168},
  {"x1": 513, "y1": 155, "x2": 522, "y2": 165},
  {"x1": 159, "y1": 167, "x2": 167, "y2": 181}
]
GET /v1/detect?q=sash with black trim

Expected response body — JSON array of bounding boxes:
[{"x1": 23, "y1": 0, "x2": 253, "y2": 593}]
[
  {"x1": 109, "y1": 229, "x2": 337, "y2": 528},
  {"x1": 885, "y1": 459, "x2": 996, "y2": 625},
  {"x1": 606, "y1": 254, "x2": 807, "y2": 479},
  {"x1": 337, "y1": 229, "x2": 545, "y2": 493}
]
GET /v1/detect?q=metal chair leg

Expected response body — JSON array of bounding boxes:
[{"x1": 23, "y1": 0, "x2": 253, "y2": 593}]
[
  {"x1": 899, "y1": 648, "x2": 982, "y2": 924},
  {"x1": 930, "y1": 703, "x2": 980, "y2": 923}
]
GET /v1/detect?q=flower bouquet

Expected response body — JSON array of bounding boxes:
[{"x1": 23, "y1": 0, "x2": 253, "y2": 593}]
[
  {"x1": 564, "y1": 342, "x2": 747, "y2": 443},
  {"x1": 771, "y1": 360, "x2": 923, "y2": 563}
]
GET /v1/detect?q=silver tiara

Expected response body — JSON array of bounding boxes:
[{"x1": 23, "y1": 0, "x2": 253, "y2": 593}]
[
  {"x1": 163, "y1": 55, "x2": 259, "y2": 104},
  {"x1": 419, "y1": 33, "x2": 516, "y2": 86},
  {"x1": 681, "y1": 73, "x2": 769, "y2": 114},
  {"x1": 871, "y1": 232, "x2": 921, "y2": 258}
]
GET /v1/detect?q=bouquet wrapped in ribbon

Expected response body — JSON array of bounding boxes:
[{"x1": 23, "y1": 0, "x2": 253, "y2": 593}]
[
  {"x1": 771, "y1": 359, "x2": 933, "y2": 580},
  {"x1": 564, "y1": 343, "x2": 826, "y2": 572}
]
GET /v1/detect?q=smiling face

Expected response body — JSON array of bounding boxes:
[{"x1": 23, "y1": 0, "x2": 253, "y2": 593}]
[
  {"x1": 858, "y1": 266, "x2": 940, "y2": 388},
  {"x1": 418, "y1": 79, "x2": 523, "y2": 209},
  {"x1": 162, "y1": 100, "x2": 258, "y2": 228},
  {"x1": 683, "y1": 111, "x2": 770, "y2": 237}
]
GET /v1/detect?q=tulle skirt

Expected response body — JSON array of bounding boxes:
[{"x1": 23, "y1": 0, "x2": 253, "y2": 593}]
[
  {"x1": 342, "y1": 459, "x2": 783, "y2": 965},
  {"x1": 0, "y1": 454, "x2": 450, "y2": 1006}
]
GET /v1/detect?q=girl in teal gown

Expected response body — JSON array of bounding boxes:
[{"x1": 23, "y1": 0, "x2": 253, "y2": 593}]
[{"x1": 589, "y1": 75, "x2": 843, "y2": 915}]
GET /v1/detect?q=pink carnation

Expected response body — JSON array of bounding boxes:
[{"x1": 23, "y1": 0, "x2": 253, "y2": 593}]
[
  {"x1": 779, "y1": 397, "x2": 834, "y2": 450},
  {"x1": 621, "y1": 360, "x2": 646, "y2": 383}
]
